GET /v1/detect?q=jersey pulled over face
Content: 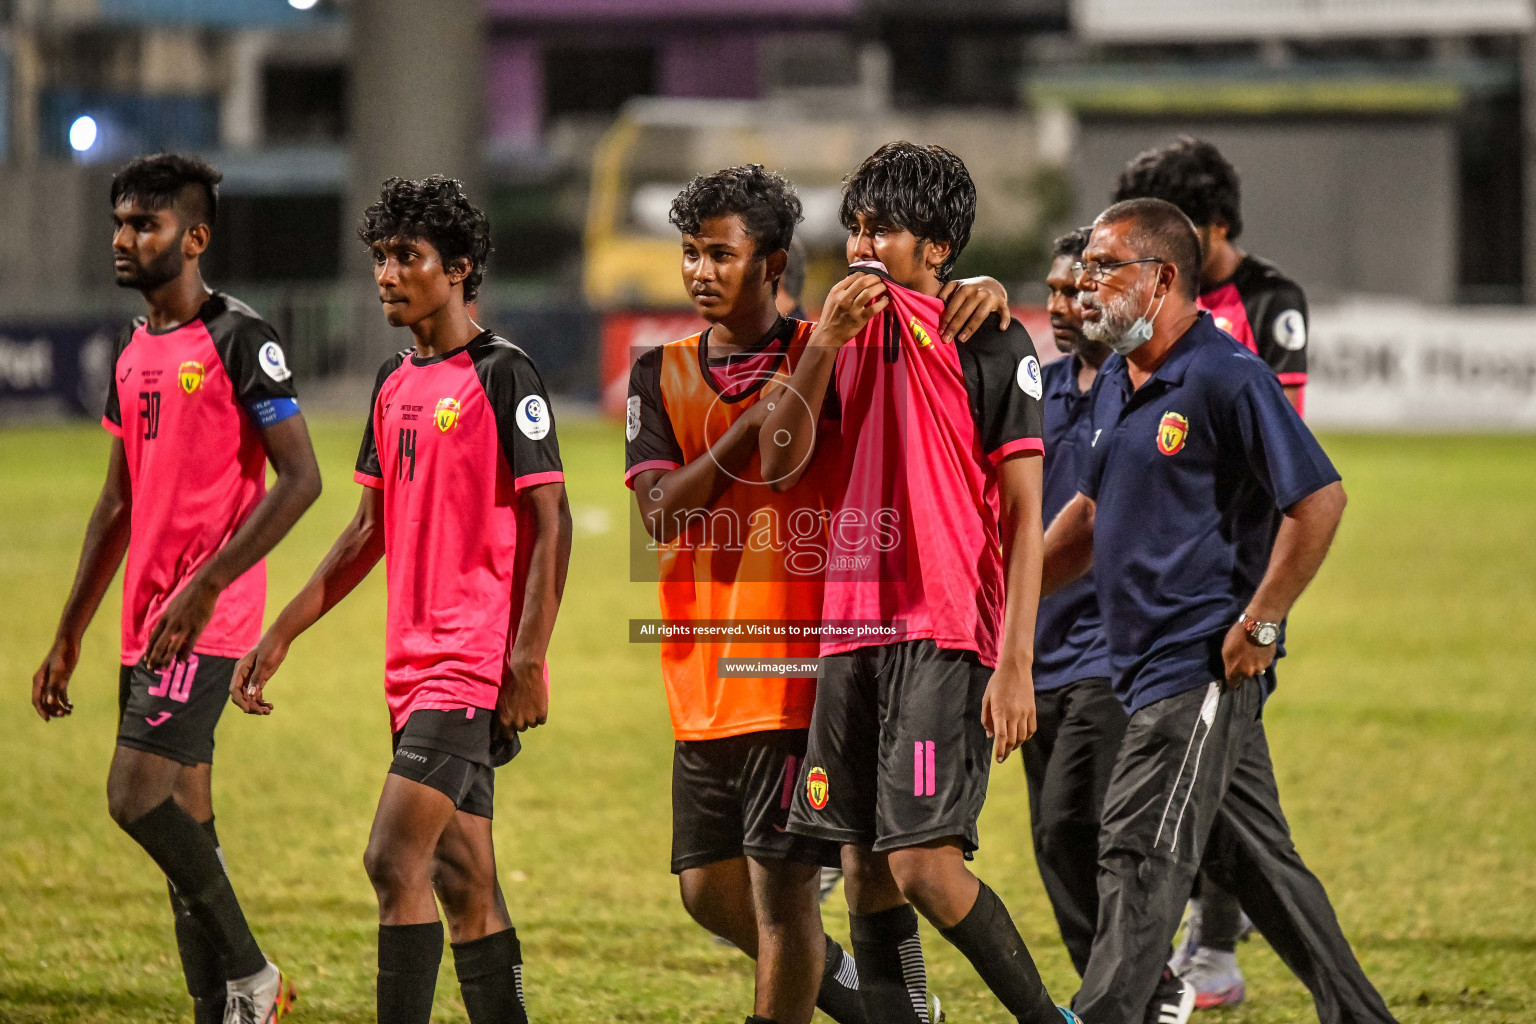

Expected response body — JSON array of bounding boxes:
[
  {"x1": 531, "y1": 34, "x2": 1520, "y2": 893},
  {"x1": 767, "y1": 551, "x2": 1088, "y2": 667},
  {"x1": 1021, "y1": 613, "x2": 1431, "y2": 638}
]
[
  {"x1": 822, "y1": 263, "x2": 1045, "y2": 668},
  {"x1": 626, "y1": 319, "x2": 835, "y2": 741},
  {"x1": 355, "y1": 332, "x2": 564, "y2": 731},
  {"x1": 103, "y1": 292, "x2": 301, "y2": 665}
]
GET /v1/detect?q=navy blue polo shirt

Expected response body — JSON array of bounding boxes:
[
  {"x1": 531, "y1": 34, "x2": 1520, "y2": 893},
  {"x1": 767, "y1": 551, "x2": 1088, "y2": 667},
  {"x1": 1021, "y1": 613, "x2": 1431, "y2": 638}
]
[
  {"x1": 1035, "y1": 355, "x2": 1111, "y2": 691},
  {"x1": 1078, "y1": 313, "x2": 1340, "y2": 713}
]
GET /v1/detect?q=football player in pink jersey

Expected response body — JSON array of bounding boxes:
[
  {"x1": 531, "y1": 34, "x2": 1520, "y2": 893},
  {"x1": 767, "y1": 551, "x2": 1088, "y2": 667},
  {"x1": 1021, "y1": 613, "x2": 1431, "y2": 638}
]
[
  {"x1": 32, "y1": 153, "x2": 319, "y2": 1024},
  {"x1": 232, "y1": 176, "x2": 571, "y2": 1024}
]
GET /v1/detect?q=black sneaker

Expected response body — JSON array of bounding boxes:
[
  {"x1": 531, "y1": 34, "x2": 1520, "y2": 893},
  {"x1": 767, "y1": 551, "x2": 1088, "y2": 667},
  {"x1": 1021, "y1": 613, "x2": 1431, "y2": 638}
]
[{"x1": 1144, "y1": 968, "x2": 1196, "y2": 1024}]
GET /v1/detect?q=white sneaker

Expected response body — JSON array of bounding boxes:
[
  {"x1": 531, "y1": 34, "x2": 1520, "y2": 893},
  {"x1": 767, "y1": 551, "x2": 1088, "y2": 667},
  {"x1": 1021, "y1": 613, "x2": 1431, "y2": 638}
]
[
  {"x1": 1167, "y1": 899, "x2": 1202, "y2": 976},
  {"x1": 223, "y1": 961, "x2": 295, "y2": 1024},
  {"x1": 1181, "y1": 947, "x2": 1246, "y2": 1009}
]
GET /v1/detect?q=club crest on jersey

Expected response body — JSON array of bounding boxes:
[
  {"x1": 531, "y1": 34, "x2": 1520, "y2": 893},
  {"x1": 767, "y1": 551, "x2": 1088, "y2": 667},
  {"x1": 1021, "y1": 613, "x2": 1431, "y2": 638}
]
[
  {"x1": 909, "y1": 317, "x2": 933, "y2": 348},
  {"x1": 806, "y1": 766, "x2": 829, "y2": 810},
  {"x1": 1157, "y1": 411, "x2": 1189, "y2": 456},
  {"x1": 434, "y1": 397, "x2": 462, "y2": 433},
  {"x1": 177, "y1": 361, "x2": 205, "y2": 394}
]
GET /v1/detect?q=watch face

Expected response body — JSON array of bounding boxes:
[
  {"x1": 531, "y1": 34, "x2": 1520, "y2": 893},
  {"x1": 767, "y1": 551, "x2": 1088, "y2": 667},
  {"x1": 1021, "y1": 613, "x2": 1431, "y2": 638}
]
[{"x1": 1253, "y1": 623, "x2": 1279, "y2": 646}]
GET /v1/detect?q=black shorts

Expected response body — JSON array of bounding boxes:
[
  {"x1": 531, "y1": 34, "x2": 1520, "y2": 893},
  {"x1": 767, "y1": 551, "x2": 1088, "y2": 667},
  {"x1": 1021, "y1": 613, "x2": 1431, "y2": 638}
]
[
  {"x1": 672, "y1": 728, "x2": 841, "y2": 874},
  {"x1": 787, "y1": 639, "x2": 994, "y2": 854},
  {"x1": 116, "y1": 655, "x2": 235, "y2": 766},
  {"x1": 389, "y1": 708, "x2": 518, "y2": 820}
]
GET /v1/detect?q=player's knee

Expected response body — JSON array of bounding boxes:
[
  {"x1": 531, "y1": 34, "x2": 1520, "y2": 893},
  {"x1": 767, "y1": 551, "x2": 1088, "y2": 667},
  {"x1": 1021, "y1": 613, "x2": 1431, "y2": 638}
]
[
  {"x1": 886, "y1": 847, "x2": 955, "y2": 908},
  {"x1": 431, "y1": 856, "x2": 492, "y2": 919},
  {"x1": 363, "y1": 838, "x2": 419, "y2": 896},
  {"x1": 106, "y1": 777, "x2": 155, "y2": 829}
]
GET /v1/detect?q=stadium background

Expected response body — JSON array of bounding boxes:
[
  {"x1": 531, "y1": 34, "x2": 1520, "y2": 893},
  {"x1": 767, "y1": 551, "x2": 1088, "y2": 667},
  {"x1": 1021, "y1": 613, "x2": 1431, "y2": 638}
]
[{"x1": 0, "y1": 0, "x2": 1532, "y2": 1021}]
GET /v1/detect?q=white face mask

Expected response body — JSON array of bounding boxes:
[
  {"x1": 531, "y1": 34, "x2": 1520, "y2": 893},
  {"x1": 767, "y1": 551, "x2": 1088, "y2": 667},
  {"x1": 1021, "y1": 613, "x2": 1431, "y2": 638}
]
[{"x1": 1109, "y1": 284, "x2": 1167, "y2": 357}]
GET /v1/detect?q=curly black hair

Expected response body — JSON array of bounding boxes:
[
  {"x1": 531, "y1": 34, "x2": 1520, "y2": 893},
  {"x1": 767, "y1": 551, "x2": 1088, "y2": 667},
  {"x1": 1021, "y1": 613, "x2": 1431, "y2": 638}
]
[
  {"x1": 358, "y1": 175, "x2": 492, "y2": 301},
  {"x1": 110, "y1": 152, "x2": 222, "y2": 228},
  {"x1": 1113, "y1": 136, "x2": 1243, "y2": 240},
  {"x1": 1052, "y1": 226, "x2": 1092, "y2": 260},
  {"x1": 839, "y1": 142, "x2": 976, "y2": 281},
  {"x1": 668, "y1": 164, "x2": 802, "y2": 262}
]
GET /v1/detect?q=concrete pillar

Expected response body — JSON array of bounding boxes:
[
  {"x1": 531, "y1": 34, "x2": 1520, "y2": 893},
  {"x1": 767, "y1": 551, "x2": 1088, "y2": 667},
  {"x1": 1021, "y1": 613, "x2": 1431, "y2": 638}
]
[
  {"x1": 486, "y1": 36, "x2": 543, "y2": 152},
  {"x1": 345, "y1": 0, "x2": 485, "y2": 349},
  {"x1": 1523, "y1": 31, "x2": 1536, "y2": 302},
  {"x1": 220, "y1": 29, "x2": 272, "y2": 150}
]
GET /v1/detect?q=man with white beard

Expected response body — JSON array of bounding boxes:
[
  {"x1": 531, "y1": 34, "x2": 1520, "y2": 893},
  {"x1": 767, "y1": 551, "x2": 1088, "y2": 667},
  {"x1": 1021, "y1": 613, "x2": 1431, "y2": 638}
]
[{"x1": 1042, "y1": 199, "x2": 1399, "y2": 1024}]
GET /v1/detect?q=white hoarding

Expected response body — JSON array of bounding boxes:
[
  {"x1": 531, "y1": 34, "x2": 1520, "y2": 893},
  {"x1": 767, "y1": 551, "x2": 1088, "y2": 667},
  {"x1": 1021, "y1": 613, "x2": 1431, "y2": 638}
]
[{"x1": 1307, "y1": 303, "x2": 1536, "y2": 431}]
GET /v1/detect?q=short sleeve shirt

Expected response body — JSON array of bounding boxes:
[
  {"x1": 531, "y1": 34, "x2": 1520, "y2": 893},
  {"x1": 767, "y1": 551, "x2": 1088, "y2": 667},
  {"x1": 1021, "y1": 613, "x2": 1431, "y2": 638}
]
[
  {"x1": 1199, "y1": 254, "x2": 1309, "y2": 408},
  {"x1": 1078, "y1": 313, "x2": 1339, "y2": 712},
  {"x1": 355, "y1": 331, "x2": 564, "y2": 731},
  {"x1": 1034, "y1": 355, "x2": 1110, "y2": 691},
  {"x1": 102, "y1": 292, "x2": 300, "y2": 664},
  {"x1": 819, "y1": 264, "x2": 1045, "y2": 668},
  {"x1": 624, "y1": 319, "x2": 836, "y2": 741}
]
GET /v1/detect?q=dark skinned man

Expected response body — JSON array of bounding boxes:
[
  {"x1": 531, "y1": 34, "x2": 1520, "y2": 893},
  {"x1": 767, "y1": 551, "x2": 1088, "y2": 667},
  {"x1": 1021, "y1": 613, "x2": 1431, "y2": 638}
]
[
  {"x1": 1019, "y1": 227, "x2": 1126, "y2": 979},
  {"x1": 31, "y1": 153, "x2": 319, "y2": 1024},
  {"x1": 231, "y1": 176, "x2": 572, "y2": 1024},
  {"x1": 1042, "y1": 198, "x2": 1398, "y2": 1024},
  {"x1": 626, "y1": 164, "x2": 1019, "y2": 1024},
  {"x1": 759, "y1": 142, "x2": 1078, "y2": 1024}
]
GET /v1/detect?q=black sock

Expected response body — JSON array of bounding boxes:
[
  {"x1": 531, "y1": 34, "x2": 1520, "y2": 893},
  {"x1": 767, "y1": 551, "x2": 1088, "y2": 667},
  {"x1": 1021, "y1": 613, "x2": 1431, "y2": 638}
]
[
  {"x1": 816, "y1": 934, "x2": 868, "y2": 1024},
  {"x1": 746, "y1": 1017, "x2": 782, "y2": 1024},
  {"x1": 849, "y1": 904, "x2": 928, "y2": 1024},
  {"x1": 378, "y1": 922, "x2": 443, "y2": 1024},
  {"x1": 123, "y1": 799, "x2": 265, "y2": 980},
  {"x1": 452, "y1": 927, "x2": 528, "y2": 1024},
  {"x1": 171, "y1": 817, "x2": 226, "y2": 1023},
  {"x1": 938, "y1": 882, "x2": 1057, "y2": 1024}
]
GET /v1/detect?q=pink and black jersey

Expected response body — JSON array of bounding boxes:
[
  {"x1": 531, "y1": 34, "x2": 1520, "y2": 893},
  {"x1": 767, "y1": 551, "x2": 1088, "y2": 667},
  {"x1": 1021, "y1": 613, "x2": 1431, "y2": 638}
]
[
  {"x1": 1198, "y1": 254, "x2": 1308, "y2": 413},
  {"x1": 820, "y1": 263, "x2": 1045, "y2": 668},
  {"x1": 102, "y1": 292, "x2": 300, "y2": 665},
  {"x1": 354, "y1": 332, "x2": 564, "y2": 732}
]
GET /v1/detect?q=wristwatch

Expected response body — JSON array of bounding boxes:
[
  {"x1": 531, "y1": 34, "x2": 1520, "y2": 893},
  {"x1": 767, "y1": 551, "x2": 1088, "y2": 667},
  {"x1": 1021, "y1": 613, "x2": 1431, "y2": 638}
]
[{"x1": 1238, "y1": 613, "x2": 1280, "y2": 647}]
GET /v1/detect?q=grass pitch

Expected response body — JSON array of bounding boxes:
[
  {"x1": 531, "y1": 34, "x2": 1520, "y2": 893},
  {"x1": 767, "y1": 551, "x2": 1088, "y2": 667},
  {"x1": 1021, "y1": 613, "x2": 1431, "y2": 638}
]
[{"x1": 0, "y1": 417, "x2": 1532, "y2": 1023}]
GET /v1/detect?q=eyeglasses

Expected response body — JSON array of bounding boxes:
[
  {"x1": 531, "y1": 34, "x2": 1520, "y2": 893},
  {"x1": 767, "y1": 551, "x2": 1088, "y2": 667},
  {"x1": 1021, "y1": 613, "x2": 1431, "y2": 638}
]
[{"x1": 1071, "y1": 257, "x2": 1163, "y2": 283}]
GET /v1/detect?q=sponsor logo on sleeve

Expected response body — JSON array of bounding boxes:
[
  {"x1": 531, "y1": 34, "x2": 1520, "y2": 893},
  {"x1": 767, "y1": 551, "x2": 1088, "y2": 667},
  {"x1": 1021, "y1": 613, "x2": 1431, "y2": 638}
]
[
  {"x1": 259, "y1": 340, "x2": 293, "y2": 381},
  {"x1": 517, "y1": 394, "x2": 552, "y2": 440},
  {"x1": 1273, "y1": 309, "x2": 1307, "y2": 351},
  {"x1": 626, "y1": 395, "x2": 642, "y2": 442},
  {"x1": 1016, "y1": 355, "x2": 1043, "y2": 399},
  {"x1": 434, "y1": 396, "x2": 461, "y2": 433},
  {"x1": 806, "y1": 766, "x2": 830, "y2": 810},
  {"x1": 177, "y1": 360, "x2": 205, "y2": 394},
  {"x1": 1156, "y1": 411, "x2": 1189, "y2": 456}
]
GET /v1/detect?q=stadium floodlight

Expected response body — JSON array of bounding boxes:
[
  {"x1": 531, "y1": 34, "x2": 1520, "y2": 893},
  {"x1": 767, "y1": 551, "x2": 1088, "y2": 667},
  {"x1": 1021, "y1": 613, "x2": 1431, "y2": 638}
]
[
  {"x1": 288, "y1": 0, "x2": 319, "y2": 9},
  {"x1": 68, "y1": 115, "x2": 98, "y2": 153}
]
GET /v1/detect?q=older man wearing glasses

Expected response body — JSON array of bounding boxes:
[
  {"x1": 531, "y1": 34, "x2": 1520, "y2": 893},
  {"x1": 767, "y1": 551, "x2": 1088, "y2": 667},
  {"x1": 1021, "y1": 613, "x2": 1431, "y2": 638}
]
[{"x1": 1041, "y1": 198, "x2": 1399, "y2": 1024}]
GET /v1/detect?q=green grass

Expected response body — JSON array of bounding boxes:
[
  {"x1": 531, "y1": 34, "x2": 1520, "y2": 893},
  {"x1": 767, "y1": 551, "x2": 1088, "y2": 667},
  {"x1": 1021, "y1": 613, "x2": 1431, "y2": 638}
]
[{"x1": 1, "y1": 420, "x2": 1533, "y2": 1023}]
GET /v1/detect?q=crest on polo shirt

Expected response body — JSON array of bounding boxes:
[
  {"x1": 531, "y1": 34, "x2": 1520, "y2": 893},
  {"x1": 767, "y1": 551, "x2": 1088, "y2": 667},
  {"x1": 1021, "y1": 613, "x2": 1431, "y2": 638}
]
[
  {"x1": 806, "y1": 766, "x2": 829, "y2": 810},
  {"x1": 177, "y1": 360, "x2": 205, "y2": 394},
  {"x1": 910, "y1": 317, "x2": 933, "y2": 349},
  {"x1": 1157, "y1": 411, "x2": 1189, "y2": 456},
  {"x1": 434, "y1": 397, "x2": 461, "y2": 433}
]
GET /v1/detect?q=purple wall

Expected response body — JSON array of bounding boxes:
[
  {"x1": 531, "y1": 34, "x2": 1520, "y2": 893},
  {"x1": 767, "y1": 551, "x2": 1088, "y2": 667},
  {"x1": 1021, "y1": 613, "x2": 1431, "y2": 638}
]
[
  {"x1": 658, "y1": 34, "x2": 759, "y2": 99},
  {"x1": 487, "y1": 37, "x2": 542, "y2": 148}
]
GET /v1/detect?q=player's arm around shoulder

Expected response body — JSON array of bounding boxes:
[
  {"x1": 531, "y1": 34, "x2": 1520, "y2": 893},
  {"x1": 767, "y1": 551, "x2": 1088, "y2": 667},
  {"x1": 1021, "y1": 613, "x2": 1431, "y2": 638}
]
[
  {"x1": 762, "y1": 272, "x2": 887, "y2": 489},
  {"x1": 938, "y1": 275, "x2": 1013, "y2": 343}
]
